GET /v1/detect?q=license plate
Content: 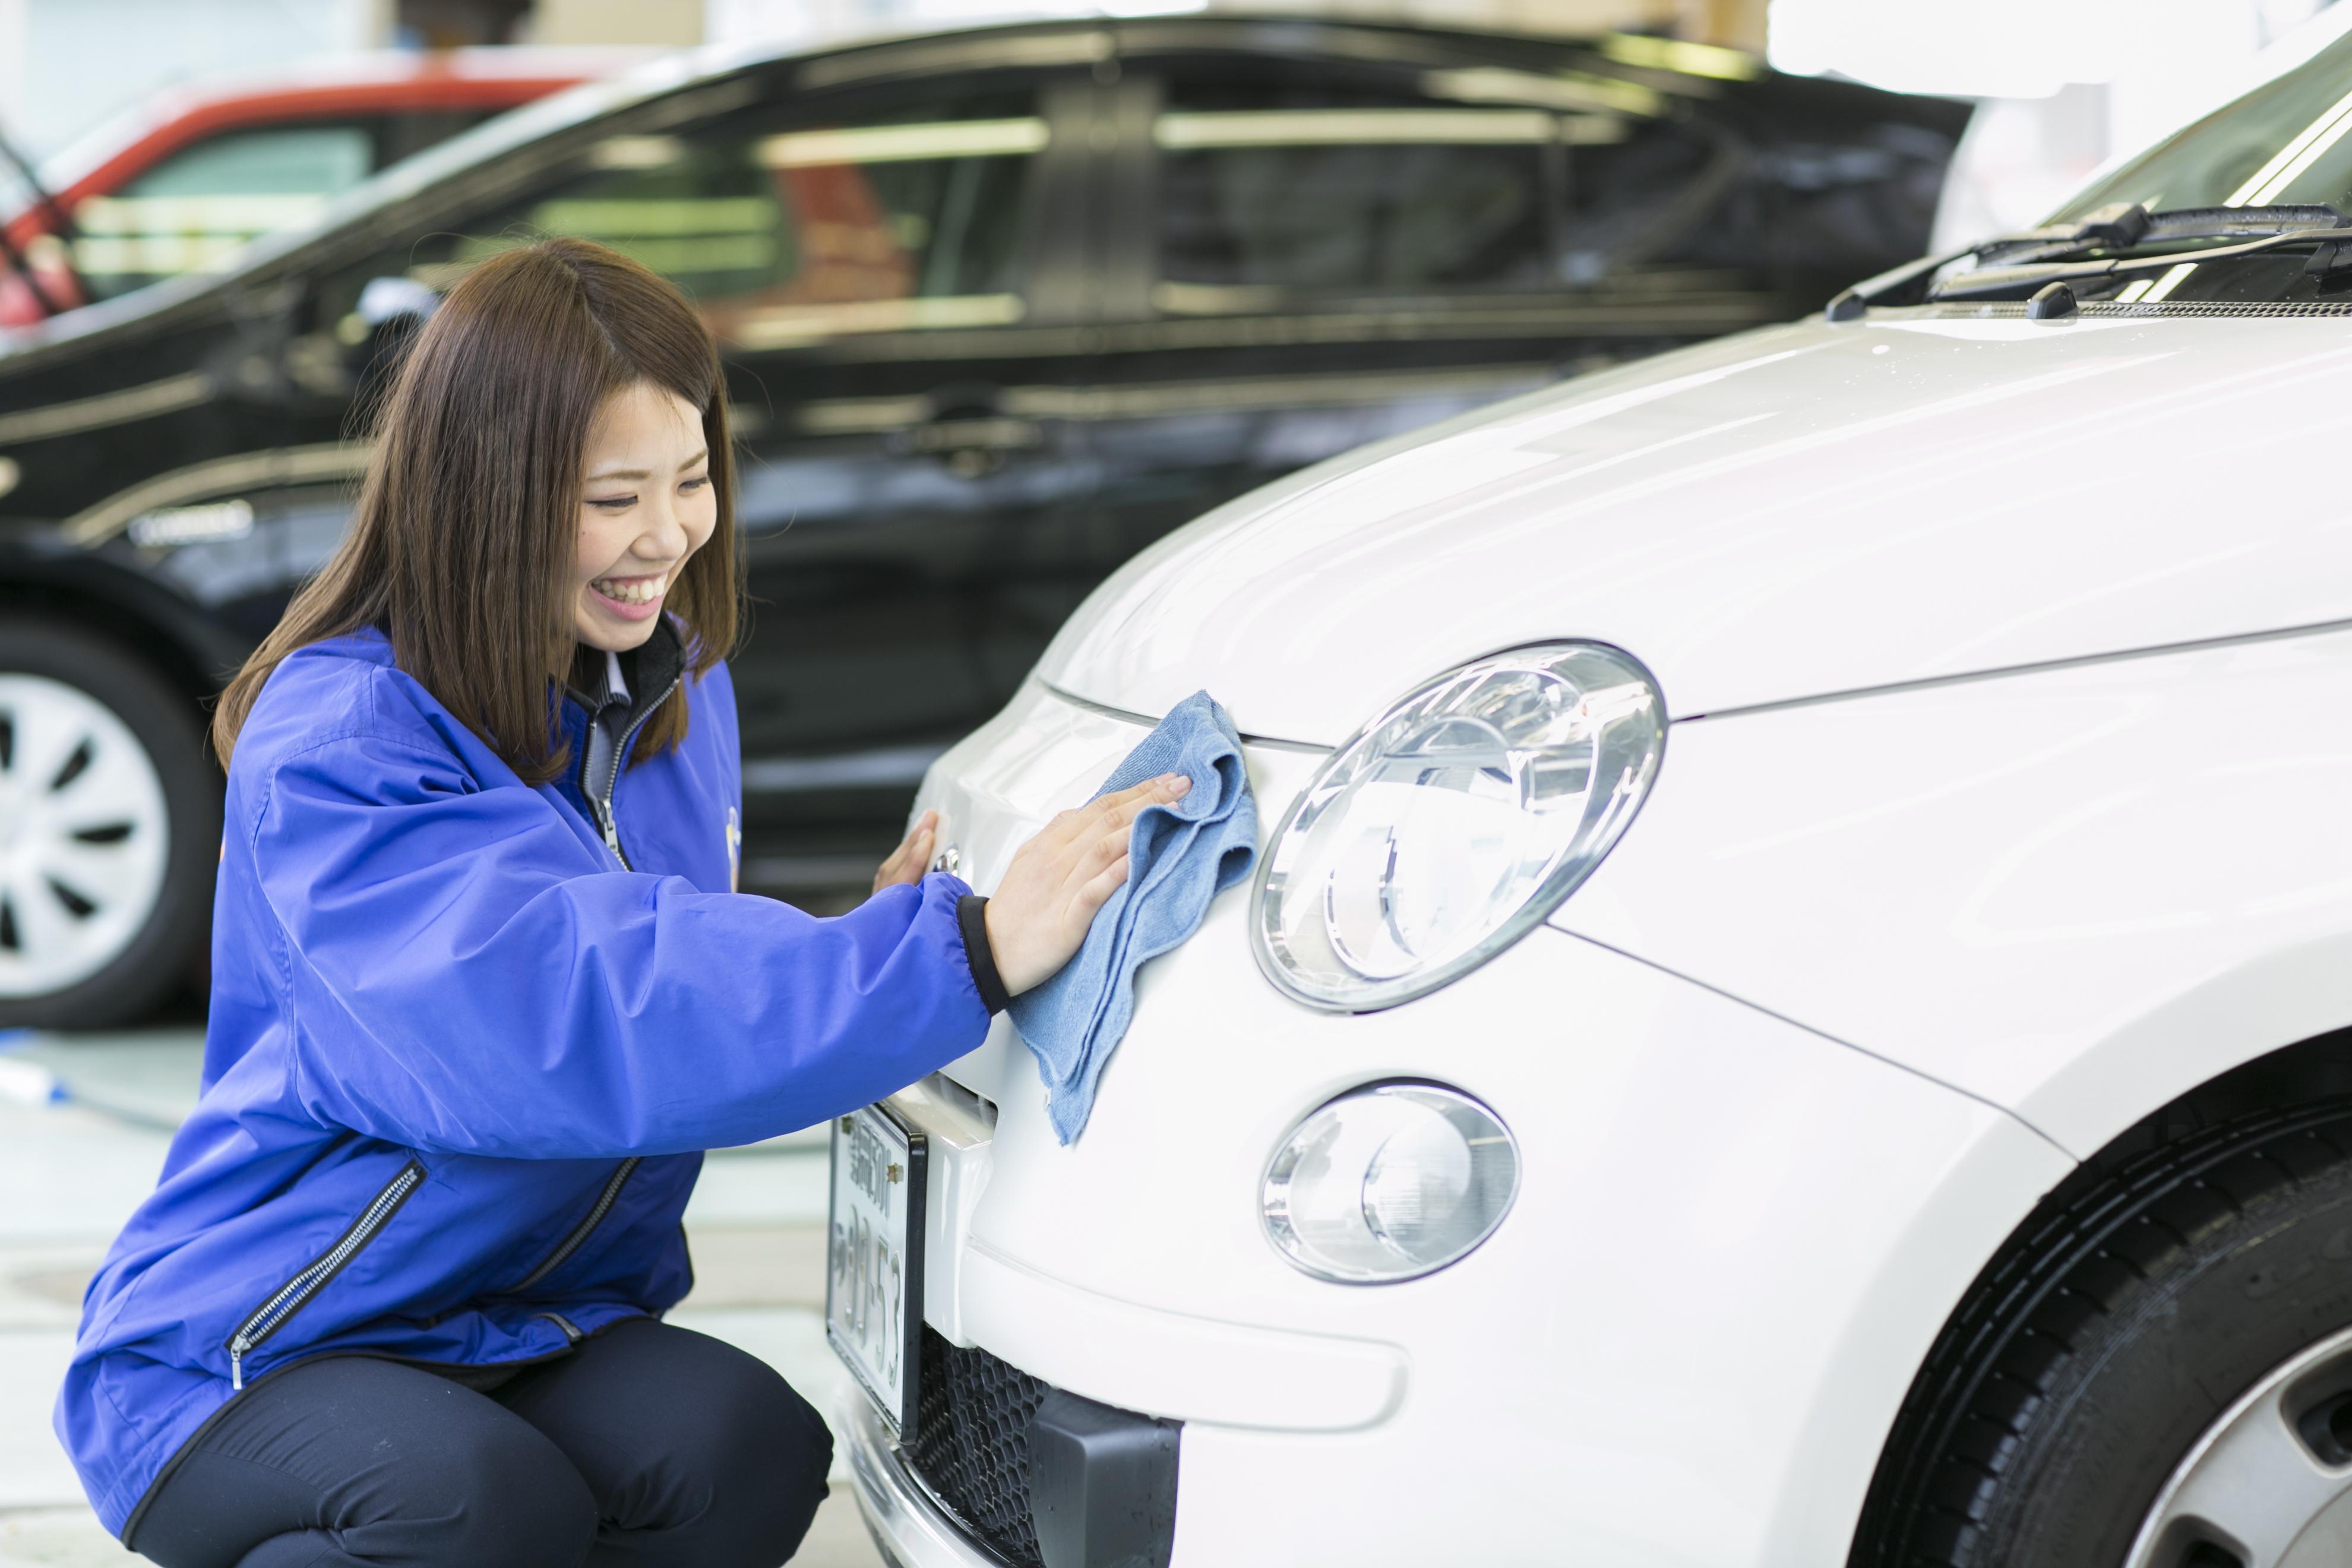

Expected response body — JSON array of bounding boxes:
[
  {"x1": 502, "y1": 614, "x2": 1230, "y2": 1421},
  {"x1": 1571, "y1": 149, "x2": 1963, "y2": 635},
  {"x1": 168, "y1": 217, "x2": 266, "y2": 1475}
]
[{"x1": 826, "y1": 1102, "x2": 927, "y2": 1434}]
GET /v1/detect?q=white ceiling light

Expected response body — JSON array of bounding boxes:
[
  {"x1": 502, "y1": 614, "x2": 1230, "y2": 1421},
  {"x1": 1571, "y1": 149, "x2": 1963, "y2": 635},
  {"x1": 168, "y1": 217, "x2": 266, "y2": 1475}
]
[{"x1": 1768, "y1": 0, "x2": 2133, "y2": 99}]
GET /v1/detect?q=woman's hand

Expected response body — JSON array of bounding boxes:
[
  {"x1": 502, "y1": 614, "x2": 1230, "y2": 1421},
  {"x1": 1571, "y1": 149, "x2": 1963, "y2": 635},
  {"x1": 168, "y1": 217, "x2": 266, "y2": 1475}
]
[
  {"x1": 985, "y1": 774, "x2": 1190, "y2": 996},
  {"x1": 872, "y1": 809, "x2": 940, "y2": 894}
]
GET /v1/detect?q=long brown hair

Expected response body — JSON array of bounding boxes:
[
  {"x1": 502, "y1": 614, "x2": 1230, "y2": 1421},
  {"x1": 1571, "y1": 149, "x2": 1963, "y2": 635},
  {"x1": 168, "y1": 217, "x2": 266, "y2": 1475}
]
[{"x1": 212, "y1": 236, "x2": 739, "y2": 782}]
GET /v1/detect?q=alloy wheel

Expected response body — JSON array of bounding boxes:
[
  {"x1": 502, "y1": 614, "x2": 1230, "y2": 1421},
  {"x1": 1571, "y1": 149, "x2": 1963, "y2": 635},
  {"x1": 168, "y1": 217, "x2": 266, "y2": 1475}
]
[
  {"x1": 2126, "y1": 1322, "x2": 2352, "y2": 1567},
  {"x1": 0, "y1": 672, "x2": 171, "y2": 1001}
]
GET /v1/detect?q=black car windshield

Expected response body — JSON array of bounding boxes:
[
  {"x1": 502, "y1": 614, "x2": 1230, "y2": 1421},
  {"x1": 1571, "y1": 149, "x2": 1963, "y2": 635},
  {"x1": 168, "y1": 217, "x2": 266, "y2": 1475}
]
[{"x1": 2055, "y1": 24, "x2": 2352, "y2": 220}]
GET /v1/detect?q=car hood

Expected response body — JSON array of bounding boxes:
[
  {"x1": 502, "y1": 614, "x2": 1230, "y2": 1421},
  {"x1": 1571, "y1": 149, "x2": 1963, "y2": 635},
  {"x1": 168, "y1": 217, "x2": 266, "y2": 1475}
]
[{"x1": 1038, "y1": 309, "x2": 2352, "y2": 745}]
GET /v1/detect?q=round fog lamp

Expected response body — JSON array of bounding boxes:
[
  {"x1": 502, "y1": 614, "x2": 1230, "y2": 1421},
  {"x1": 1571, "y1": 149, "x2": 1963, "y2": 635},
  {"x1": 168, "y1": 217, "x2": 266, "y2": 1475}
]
[{"x1": 1262, "y1": 1083, "x2": 1519, "y2": 1284}]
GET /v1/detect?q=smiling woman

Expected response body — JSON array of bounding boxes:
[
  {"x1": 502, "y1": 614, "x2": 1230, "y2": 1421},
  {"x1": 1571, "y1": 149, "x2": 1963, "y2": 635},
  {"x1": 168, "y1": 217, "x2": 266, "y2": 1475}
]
[
  {"x1": 210, "y1": 237, "x2": 741, "y2": 782},
  {"x1": 59, "y1": 237, "x2": 1177, "y2": 1567}
]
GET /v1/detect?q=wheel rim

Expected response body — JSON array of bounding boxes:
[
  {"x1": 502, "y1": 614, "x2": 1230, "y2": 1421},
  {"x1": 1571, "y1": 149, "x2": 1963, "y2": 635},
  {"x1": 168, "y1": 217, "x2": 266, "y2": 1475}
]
[
  {"x1": 2126, "y1": 1320, "x2": 2352, "y2": 1568},
  {"x1": 0, "y1": 674, "x2": 172, "y2": 1000}
]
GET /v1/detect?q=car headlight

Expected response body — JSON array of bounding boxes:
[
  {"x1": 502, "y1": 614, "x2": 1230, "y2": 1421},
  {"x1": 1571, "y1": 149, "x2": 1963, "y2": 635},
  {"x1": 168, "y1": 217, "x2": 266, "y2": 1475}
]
[
  {"x1": 1262, "y1": 1083, "x2": 1519, "y2": 1283},
  {"x1": 1251, "y1": 643, "x2": 1664, "y2": 1011}
]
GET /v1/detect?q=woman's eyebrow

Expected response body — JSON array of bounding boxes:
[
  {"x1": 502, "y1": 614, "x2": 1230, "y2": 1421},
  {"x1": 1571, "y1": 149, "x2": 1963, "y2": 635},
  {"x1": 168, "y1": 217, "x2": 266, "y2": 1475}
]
[{"x1": 586, "y1": 450, "x2": 708, "y2": 483}]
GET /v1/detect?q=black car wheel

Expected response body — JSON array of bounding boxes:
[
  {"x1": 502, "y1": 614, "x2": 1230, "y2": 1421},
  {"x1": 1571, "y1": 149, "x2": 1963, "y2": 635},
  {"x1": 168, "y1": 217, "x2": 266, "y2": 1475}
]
[
  {"x1": 0, "y1": 618, "x2": 216, "y2": 1028},
  {"x1": 1854, "y1": 1101, "x2": 2352, "y2": 1567}
]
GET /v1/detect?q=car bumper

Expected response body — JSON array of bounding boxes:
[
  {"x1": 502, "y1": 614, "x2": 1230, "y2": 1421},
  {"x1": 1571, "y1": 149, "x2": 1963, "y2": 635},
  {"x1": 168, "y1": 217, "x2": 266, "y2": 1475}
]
[{"x1": 843, "y1": 1392, "x2": 1000, "y2": 1568}]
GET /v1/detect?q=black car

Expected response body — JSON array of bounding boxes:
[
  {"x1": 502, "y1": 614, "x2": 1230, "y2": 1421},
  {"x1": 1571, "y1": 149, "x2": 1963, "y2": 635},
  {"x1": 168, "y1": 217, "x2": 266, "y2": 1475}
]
[{"x1": 0, "y1": 17, "x2": 1964, "y2": 1027}]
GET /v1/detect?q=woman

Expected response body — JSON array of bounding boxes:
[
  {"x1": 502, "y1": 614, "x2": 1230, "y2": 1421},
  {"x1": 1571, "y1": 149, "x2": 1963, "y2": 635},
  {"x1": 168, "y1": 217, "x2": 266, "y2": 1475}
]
[{"x1": 54, "y1": 237, "x2": 1181, "y2": 1567}]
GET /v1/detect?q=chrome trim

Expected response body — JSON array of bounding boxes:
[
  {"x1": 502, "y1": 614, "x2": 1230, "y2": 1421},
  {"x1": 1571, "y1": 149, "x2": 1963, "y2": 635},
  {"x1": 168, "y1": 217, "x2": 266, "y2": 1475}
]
[
  {"x1": 843, "y1": 1390, "x2": 1014, "y2": 1568},
  {"x1": 761, "y1": 118, "x2": 1049, "y2": 167},
  {"x1": 1000, "y1": 364, "x2": 1556, "y2": 419},
  {"x1": 1155, "y1": 106, "x2": 1557, "y2": 148},
  {"x1": 0, "y1": 371, "x2": 212, "y2": 448},
  {"x1": 806, "y1": 295, "x2": 1789, "y2": 363},
  {"x1": 62, "y1": 442, "x2": 372, "y2": 546},
  {"x1": 785, "y1": 364, "x2": 1558, "y2": 436},
  {"x1": 729, "y1": 295, "x2": 1027, "y2": 351}
]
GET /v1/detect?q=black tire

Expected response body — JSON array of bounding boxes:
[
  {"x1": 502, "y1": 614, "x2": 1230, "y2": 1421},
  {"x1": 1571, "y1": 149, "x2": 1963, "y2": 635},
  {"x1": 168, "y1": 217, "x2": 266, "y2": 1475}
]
[
  {"x1": 1852, "y1": 1100, "x2": 2352, "y2": 1567},
  {"x1": 0, "y1": 617, "x2": 218, "y2": 1029}
]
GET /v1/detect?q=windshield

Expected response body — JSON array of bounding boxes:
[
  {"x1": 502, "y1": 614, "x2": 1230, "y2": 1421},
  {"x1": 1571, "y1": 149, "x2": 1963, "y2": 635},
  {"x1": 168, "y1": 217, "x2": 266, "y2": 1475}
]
[{"x1": 2056, "y1": 28, "x2": 2352, "y2": 219}]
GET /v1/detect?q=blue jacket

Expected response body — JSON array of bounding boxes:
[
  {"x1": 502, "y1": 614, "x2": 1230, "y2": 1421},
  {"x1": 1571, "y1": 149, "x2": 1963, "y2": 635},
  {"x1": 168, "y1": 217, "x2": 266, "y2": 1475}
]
[{"x1": 55, "y1": 628, "x2": 992, "y2": 1540}]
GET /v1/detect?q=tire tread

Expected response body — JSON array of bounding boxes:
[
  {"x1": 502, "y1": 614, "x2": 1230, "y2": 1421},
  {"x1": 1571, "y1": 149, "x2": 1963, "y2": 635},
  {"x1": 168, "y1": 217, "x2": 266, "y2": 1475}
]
[{"x1": 1852, "y1": 1099, "x2": 2352, "y2": 1566}]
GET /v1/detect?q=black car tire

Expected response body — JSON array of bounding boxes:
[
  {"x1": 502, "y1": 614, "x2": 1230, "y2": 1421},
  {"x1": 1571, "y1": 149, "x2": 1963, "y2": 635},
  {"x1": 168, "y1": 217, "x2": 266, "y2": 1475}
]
[
  {"x1": 1854, "y1": 1100, "x2": 2352, "y2": 1567},
  {"x1": 0, "y1": 617, "x2": 217, "y2": 1029}
]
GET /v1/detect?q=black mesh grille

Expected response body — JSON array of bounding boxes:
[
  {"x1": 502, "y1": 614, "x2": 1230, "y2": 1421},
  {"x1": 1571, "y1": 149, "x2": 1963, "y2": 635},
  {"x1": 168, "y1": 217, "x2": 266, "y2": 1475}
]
[{"x1": 904, "y1": 1326, "x2": 1050, "y2": 1567}]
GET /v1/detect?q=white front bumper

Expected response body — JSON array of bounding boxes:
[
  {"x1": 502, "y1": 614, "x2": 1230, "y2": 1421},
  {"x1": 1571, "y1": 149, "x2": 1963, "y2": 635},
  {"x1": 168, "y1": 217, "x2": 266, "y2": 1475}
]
[{"x1": 849, "y1": 682, "x2": 2075, "y2": 1566}]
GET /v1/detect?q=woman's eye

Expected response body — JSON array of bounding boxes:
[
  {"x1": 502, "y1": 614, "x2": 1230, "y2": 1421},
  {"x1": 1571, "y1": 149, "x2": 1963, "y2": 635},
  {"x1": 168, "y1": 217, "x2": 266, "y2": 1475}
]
[
  {"x1": 587, "y1": 495, "x2": 636, "y2": 511},
  {"x1": 681, "y1": 475, "x2": 710, "y2": 494}
]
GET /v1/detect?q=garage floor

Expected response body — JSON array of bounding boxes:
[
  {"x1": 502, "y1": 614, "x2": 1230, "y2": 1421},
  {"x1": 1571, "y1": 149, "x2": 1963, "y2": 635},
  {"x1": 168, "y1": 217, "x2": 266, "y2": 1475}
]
[{"x1": 0, "y1": 1028, "x2": 886, "y2": 1568}]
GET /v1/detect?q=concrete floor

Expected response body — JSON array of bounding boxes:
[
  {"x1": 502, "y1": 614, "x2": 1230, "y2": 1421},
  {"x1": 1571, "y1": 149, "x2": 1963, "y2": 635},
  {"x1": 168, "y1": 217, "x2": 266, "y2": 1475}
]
[{"x1": 0, "y1": 1028, "x2": 884, "y2": 1568}]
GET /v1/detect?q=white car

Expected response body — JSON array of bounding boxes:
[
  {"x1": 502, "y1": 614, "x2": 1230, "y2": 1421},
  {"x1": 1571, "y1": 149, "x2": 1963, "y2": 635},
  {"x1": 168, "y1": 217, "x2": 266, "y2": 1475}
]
[{"x1": 830, "y1": 31, "x2": 2352, "y2": 1568}]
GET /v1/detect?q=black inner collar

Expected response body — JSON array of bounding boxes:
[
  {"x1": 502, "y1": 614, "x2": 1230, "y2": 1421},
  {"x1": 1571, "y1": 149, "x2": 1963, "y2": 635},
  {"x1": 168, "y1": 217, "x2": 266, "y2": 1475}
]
[{"x1": 566, "y1": 619, "x2": 685, "y2": 738}]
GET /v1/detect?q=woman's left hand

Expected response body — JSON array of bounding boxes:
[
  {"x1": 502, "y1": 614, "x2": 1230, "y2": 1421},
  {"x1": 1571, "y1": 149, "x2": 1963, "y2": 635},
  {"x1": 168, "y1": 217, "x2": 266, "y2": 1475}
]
[{"x1": 872, "y1": 809, "x2": 940, "y2": 894}]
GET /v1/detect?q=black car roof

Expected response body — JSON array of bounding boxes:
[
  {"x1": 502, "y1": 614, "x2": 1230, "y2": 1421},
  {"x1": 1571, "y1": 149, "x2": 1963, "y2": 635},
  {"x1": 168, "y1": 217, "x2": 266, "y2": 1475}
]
[{"x1": 0, "y1": 14, "x2": 1951, "y2": 375}]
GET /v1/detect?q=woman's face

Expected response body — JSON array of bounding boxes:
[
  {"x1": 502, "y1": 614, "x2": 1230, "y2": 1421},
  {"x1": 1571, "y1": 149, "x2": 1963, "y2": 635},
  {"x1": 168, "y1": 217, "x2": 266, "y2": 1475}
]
[{"x1": 572, "y1": 381, "x2": 716, "y2": 652}]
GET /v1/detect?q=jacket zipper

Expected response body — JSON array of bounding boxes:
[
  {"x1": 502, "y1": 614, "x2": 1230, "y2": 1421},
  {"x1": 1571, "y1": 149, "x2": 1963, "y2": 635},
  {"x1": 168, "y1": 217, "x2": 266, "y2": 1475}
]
[
  {"x1": 581, "y1": 675, "x2": 681, "y2": 872},
  {"x1": 511, "y1": 1158, "x2": 641, "y2": 1293},
  {"x1": 227, "y1": 1161, "x2": 424, "y2": 1391}
]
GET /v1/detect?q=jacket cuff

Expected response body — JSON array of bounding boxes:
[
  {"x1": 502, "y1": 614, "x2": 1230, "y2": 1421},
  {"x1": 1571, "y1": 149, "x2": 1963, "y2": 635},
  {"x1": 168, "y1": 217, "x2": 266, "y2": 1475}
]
[{"x1": 957, "y1": 894, "x2": 1012, "y2": 1014}]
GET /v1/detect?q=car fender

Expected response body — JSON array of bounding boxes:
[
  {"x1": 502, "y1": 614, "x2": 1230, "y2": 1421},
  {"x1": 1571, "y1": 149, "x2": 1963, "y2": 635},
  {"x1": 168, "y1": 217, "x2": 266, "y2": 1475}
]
[
  {"x1": 1555, "y1": 621, "x2": 2352, "y2": 1160},
  {"x1": 0, "y1": 531, "x2": 250, "y2": 698}
]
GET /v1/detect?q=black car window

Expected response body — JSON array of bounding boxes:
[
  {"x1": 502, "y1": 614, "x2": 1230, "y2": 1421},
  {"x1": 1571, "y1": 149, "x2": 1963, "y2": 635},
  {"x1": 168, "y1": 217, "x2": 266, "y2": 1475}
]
[
  {"x1": 409, "y1": 88, "x2": 1042, "y2": 350},
  {"x1": 74, "y1": 122, "x2": 375, "y2": 300},
  {"x1": 1151, "y1": 77, "x2": 1556, "y2": 307},
  {"x1": 1560, "y1": 118, "x2": 1724, "y2": 275}
]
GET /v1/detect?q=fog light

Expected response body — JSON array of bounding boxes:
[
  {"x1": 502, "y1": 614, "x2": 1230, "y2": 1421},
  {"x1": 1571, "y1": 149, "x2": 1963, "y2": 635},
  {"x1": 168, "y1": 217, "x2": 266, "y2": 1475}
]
[{"x1": 1261, "y1": 1083, "x2": 1519, "y2": 1284}]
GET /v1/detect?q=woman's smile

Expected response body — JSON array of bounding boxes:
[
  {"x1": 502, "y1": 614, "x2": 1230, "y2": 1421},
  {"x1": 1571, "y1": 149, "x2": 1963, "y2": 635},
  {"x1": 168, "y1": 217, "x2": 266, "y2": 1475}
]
[{"x1": 587, "y1": 569, "x2": 670, "y2": 618}]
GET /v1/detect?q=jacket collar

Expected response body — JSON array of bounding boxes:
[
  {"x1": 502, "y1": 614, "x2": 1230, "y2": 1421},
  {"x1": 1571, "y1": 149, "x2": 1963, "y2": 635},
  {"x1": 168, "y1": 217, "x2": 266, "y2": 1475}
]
[{"x1": 564, "y1": 618, "x2": 686, "y2": 735}]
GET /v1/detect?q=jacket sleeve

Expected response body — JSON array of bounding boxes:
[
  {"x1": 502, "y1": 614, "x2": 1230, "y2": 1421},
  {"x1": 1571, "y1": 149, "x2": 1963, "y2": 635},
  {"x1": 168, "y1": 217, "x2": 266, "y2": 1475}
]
[{"x1": 251, "y1": 729, "x2": 992, "y2": 1158}]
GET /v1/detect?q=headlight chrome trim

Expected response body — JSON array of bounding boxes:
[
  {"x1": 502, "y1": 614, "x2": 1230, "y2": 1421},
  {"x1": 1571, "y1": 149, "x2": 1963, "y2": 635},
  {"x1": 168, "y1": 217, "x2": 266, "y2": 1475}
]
[
  {"x1": 1260, "y1": 1080, "x2": 1522, "y2": 1285},
  {"x1": 1250, "y1": 641, "x2": 1666, "y2": 1013}
]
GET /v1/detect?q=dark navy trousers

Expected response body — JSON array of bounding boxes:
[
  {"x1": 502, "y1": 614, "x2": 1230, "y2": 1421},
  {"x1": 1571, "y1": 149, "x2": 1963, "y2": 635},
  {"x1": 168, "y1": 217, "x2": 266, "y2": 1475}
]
[{"x1": 129, "y1": 1317, "x2": 833, "y2": 1568}]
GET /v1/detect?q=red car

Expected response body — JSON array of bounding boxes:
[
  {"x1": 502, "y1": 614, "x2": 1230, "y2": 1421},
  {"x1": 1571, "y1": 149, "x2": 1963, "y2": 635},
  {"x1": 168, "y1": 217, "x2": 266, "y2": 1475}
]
[{"x1": 0, "y1": 48, "x2": 645, "y2": 325}]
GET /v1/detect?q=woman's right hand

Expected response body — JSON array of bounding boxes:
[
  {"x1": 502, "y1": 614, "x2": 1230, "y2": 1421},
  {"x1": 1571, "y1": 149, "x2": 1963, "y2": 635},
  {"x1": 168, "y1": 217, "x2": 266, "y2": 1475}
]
[{"x1": 983, "y1": 774, "x2": 1190, "y2": 996}]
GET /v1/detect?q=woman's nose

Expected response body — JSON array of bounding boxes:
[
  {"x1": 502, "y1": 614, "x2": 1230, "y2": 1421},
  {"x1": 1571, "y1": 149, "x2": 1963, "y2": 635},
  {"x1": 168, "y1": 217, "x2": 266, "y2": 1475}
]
[{"x1": 634, "y1": 495, "x2": 691, "y2": 559}]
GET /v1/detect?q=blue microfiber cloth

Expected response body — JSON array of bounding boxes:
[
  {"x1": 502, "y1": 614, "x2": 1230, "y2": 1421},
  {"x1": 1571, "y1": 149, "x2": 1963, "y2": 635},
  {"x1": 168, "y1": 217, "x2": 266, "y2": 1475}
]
[{"x1": 1009, "y1": 691, "x2": 1257, "y2": 1143}]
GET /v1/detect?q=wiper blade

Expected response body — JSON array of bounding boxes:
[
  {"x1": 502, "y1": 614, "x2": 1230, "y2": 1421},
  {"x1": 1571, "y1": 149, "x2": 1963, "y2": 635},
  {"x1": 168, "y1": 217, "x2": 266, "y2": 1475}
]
[
  {"x1": 1822, "y1": 203, "x2": 2352, "y2": 319},
  {"x1": 1931, "y1": 219, "x2": 2352, "y2": 302},
  {"x1": 1968, "y1": 202, "x2": 2345, "y2": 267}
]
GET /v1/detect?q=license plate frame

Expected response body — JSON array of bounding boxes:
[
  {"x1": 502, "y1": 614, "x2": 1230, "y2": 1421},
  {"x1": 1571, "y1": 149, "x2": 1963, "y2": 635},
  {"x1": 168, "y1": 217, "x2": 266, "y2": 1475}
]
[{"x1": 826, "y1": 1101, "x2": 928, "y2": 1436}]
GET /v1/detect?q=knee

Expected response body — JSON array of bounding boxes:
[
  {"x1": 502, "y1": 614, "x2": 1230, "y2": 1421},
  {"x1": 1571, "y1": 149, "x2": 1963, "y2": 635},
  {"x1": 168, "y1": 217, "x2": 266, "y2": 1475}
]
[
  {"x1": 389, "y1": 1417, "x2": 597, "y2": 1568},
  {"x1": 704, "y1": 1361, "x2": 835, "y2": 1511},
  {"x1": 670, "y1": 1361, "x2": 835, "y2": 1564}
]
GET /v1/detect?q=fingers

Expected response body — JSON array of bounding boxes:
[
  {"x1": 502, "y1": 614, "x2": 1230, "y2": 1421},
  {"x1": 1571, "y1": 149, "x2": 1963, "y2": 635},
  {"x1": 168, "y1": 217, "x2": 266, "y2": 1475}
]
[
  {"x1": 872, "y1": 810, "x2": 938, "y2": 893},
  {"x1": 1072, "y1": 846, "x2": 1131, "y2": 918},
  {"x1": 1099, "y1": 774, "x2": 1191, "y2": 814}
]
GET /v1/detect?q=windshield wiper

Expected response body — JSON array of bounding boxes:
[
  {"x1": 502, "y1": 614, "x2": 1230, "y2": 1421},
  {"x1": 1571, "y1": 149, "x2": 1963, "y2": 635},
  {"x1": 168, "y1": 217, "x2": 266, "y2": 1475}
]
[{"x1": 1825, "y1": 203, "x2": 2352, "y2": 317}]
